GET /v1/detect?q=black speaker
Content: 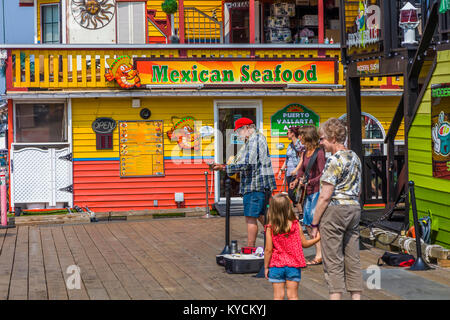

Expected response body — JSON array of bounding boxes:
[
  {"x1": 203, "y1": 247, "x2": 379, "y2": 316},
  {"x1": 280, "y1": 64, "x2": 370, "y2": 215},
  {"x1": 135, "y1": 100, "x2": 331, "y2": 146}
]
[{"x1": 140, "y1": 108, "x2": 151, "y2": 119}]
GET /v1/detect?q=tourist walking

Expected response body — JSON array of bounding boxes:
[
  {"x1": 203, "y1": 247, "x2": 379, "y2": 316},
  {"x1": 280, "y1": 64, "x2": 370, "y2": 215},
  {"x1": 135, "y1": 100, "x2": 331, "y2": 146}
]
[
  {"x1": 264, "y1": 193, "x2": 320, "y2": 300},
  {"x1": 289, "y1": 125, "x2": 325, "y2": 266},
  {"x1": 213, "y1": 117, "x2": 276, "y2": 247},
  {"x1": 277, "y1": 126, "x2": 305, "y2": 212},
  {"x1": 310, "y1": 118, "x2": 363, "y2": 300}
]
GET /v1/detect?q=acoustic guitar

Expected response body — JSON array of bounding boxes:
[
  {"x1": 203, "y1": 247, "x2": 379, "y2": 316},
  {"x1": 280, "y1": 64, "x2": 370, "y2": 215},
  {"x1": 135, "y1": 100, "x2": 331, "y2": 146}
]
[
  {"x1": 206, "y1": 157, "x2": 240, "y2": 182},
  {"x1": 227, "y1": 155, "x2": 240, "y2": 182},
  {"x1": 296, "y1": 178, "x2": 308, "y2": 208}
]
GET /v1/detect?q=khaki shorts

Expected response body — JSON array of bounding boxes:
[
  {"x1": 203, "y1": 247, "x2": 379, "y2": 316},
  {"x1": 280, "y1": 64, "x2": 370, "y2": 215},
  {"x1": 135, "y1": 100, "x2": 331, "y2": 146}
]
[{"x1": 319, "y1": 205, "x2": 363, "y2": 294}]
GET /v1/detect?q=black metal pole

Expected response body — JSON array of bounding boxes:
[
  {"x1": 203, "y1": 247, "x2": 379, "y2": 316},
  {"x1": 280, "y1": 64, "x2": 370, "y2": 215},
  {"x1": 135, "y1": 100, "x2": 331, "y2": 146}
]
[
  {"x1": 205, "y1": 172, "x2": 210, "y2": 214},
  {"x1": 201, "y1": 171, "x2": 215, "y2": 219},
  {"x1": 220, "y1": 177, "x2": 231, "y2": 255},
  {"x1": 408, "y1": 180, "x2": 431, "y2": 271},
  {"x1": 254, "y1": 189, "x2": 270, "y2": 278}
]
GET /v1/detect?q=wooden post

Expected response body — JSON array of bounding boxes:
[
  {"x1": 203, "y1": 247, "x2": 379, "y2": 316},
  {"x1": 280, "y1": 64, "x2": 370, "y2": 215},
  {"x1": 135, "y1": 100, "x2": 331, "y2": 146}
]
[
  {"x1": 385, "y1": 95, "x2": 404, "y2": 206},
  {"x1": 403, "y1": 47, "x2": 419, "y2": 219},
  {"x1": 318, "y1": 0, "x2": 324, "y2": 44},
  {"x1": 179, "y1": 0, "x2": 185, "y2": 44},
  {"x1": 5, "y1": 49, "x2": 13, "y2": 91},
  {"x1": 7, "y1": 99, "x2": 13, "y2": 213},
  {"x1": 346, "y1": 75, "x2": 364, "y2": 206},
  {"x1": 249, "y1": 0, "x2": 255, "y2": 44}
]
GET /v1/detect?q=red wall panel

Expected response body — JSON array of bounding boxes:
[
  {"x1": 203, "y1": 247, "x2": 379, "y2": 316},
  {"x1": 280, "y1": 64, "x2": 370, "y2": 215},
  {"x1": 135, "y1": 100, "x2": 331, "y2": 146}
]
[
  {"x1": 73, "y1": 160, "x2": 215, "y2": 212},
  {"x1": 73, "y1": 159, "x2": 285, "y2": 212}
]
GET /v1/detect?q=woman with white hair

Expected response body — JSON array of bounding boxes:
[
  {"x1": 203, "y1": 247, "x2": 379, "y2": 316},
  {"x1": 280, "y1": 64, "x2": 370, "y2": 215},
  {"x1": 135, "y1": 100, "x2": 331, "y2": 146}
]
[{"x1": 310, "y1": 118, "x2": 363, "y2": 300}]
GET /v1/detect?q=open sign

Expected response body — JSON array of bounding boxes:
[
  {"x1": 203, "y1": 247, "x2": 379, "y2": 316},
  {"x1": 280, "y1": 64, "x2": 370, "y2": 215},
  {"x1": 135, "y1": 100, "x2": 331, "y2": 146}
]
[{"x1": 92, "y1": 118, "x2": 117, "y2": 134}]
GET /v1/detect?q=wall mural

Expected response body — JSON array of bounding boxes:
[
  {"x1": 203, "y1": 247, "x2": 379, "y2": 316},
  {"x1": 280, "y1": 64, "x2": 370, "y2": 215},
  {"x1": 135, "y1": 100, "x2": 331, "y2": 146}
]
[
  {"x1": 105, "y1": 55, "x2": 141, "y2": 89},
  {"x1": 431, "y1": 84, "x2": 450, "y2": 180},
  {"x1": 71, "y1": 0, "x2": 116, "y2": 30},
  {"x1": 166, "y1": 116, "x2": 213, "y2": 151}
]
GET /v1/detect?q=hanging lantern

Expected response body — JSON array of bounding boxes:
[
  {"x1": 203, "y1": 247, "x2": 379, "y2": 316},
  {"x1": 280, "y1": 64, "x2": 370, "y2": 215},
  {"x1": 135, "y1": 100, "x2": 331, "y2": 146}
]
[{"x1": 399, "y1": 2, "x2": 420, "y2": 46}]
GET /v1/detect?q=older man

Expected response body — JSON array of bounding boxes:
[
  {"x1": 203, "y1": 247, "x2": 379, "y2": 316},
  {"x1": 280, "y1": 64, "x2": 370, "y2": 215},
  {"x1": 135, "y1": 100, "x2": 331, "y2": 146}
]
[{"x1": 213, "y1": 117, "x2": 276, "y2": 247}]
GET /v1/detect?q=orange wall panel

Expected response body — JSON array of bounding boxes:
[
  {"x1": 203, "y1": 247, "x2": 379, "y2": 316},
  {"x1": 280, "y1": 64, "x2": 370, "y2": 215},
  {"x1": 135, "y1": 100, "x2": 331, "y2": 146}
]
[{"x1": 73, "y1": 160, "x2": 215, "y2": 212}]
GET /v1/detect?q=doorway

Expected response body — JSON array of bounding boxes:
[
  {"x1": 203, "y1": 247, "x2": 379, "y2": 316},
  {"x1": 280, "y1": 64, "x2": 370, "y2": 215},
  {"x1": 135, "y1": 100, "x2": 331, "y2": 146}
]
[
  {"x1": 11, "y1": 100, "x2": 72, "y2": 211},
  {"x1": 214, "y1": 100, "x2": 262, "y2": 203}
]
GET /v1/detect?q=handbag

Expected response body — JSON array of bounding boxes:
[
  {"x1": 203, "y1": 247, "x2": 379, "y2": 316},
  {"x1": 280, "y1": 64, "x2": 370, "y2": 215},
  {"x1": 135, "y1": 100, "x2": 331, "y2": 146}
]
[
  {"x1": 377, "y1": 252, "x2": 416, "y2": 267},
  {"x1": 296, "y1": 148, "x2": 320, "y2": 207}
]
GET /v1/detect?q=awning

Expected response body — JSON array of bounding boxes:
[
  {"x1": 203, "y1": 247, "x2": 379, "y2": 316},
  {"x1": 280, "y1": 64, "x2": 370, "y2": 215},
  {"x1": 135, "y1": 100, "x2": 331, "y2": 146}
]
[{"x1": 1, "y1": 89, "x2": 403, "y2": 100}]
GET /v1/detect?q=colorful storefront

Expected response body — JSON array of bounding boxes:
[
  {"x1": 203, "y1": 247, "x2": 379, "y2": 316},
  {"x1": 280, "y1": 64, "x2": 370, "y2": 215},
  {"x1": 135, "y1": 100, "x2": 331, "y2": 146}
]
[
  {"x1": 408, "y1": 49, "x2": 450, "y2": 249},
  {"x1": 3, "y1": 45, "x2": 403, "y2": 213}
]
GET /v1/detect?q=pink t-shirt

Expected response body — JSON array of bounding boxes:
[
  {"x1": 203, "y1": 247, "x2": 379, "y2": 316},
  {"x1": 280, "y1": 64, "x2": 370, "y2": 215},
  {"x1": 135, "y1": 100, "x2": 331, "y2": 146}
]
[{"x1": 265, "y1": 220, "x2": 306, "y2": 268}]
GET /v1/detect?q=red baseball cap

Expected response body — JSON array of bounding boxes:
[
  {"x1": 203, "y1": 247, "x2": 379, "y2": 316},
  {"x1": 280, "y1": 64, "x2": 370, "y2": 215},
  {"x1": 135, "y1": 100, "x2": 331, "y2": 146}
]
[{"x1": 234, "y1": 117, "x2": 254, "y2": 131}]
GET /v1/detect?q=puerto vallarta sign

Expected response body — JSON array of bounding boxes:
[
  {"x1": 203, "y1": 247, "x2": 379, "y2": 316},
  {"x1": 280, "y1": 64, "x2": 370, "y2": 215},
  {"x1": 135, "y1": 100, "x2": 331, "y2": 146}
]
[
  {"x1": 134, "y1": 59, "x2": 337, "y2": 86},
  {"x1": 271, "y1": 103, "x2": 320, "y2": 136}
]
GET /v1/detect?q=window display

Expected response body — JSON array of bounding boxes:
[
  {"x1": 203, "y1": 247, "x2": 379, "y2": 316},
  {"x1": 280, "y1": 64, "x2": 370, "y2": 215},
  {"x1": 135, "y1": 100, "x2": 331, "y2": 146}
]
[{"x1": 263, "y1": 0, "x2": 340, "y2": 44}]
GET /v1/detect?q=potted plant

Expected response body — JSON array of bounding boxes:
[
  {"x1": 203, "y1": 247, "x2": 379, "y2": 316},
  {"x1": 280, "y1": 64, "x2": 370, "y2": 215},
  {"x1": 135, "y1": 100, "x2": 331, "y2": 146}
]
[{"x1": 161, "y1": 0, "x2": 179, "y2": 42}]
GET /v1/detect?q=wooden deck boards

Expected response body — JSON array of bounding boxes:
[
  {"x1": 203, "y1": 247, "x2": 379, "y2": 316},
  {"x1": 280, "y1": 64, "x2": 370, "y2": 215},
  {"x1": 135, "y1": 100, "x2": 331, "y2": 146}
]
[{"x1": 0, "y1": 216, "x2": 448, "y2": 300}]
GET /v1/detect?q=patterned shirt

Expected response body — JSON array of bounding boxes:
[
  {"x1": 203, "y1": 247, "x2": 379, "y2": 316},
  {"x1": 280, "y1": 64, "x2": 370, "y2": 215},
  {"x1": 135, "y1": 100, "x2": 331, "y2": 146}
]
[
  {"x1": 320, "y1": 150, "x2": 362, "y2": 206},
  {"x1": 226, "y1": 131, "x2": 276, "y2": 195},
  {"x1": 285, "y1": 140, "x2": 305, "y2": 176}
]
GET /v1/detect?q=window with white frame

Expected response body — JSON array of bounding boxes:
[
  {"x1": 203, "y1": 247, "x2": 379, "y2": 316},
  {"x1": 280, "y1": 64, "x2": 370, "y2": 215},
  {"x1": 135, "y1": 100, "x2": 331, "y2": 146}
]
[
  {"x1": 339, "y1": 112, "x2": 387, "y2": 156},
  {"x1": 41, "y1": 4, "x2": 60, "y2": 44},
  {"x1": 15, "y1": 103, "x2": 67, "y2": 143},
  {"x1": 117, "y1": 1, "x2": 146, "y2": 44}
]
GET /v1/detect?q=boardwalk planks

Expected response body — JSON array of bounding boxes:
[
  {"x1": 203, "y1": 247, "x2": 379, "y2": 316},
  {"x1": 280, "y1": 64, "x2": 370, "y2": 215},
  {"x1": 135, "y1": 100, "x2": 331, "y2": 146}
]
[{"x1": 0, "y1": 217, "x2": 448, "y2": 300}]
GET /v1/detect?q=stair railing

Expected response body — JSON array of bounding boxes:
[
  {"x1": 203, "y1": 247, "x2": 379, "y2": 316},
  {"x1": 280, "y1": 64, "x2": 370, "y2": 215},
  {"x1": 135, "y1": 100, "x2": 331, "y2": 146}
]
[{"x1": 178, "y1": 7, "x2": 223, "y2": 44}]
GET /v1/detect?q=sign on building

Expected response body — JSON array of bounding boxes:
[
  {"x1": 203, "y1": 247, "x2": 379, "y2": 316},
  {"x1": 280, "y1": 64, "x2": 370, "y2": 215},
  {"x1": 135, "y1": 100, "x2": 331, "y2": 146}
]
[
  {"x1": 119, "y1": 120, "x2": 165, "y2": 177},
  {"x1": 134, "y1": 60, "x2": 337, "y2": 86},
  {"x1": 271, "y1": 103, "x2": 319, "y2": 136},
  {"x1": 431, "y1": 83, "x2": 450, "y2": 180}
]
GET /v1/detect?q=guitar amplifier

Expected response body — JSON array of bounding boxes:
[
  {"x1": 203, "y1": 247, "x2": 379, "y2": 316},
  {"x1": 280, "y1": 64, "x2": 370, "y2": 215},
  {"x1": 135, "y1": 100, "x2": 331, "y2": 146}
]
[{"x1": 222, "y1": 254, "x2": 264, "y2": 274}]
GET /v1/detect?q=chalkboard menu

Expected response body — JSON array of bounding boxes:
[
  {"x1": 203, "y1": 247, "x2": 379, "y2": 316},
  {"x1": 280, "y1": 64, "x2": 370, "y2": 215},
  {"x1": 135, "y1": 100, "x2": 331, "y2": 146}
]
[{"x1": 119, "y1": 120, "x2": 164, "y2": 177}]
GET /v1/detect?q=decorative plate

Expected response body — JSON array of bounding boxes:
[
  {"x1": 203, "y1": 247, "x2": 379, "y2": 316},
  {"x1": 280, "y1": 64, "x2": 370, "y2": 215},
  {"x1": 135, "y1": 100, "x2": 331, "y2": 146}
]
[{"x1": 71, "y1": 0, "x2": 116, "y2": 30}]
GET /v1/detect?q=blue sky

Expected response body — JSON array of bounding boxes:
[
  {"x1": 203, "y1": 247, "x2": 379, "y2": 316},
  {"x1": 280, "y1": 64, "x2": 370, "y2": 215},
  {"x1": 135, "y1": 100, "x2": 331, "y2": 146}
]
[{"x1": 1, "y1": 0, "x2": 35, "y2": 95}]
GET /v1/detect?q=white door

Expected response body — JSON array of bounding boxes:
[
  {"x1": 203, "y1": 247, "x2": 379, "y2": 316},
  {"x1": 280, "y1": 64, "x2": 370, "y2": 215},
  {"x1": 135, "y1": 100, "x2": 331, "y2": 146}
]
[
  {"x1": 11, "y1": 147, "x2": 73, "y2": 208},
  {"x1": 213, "y1": 100, "x2": 263, "y2": 203}
]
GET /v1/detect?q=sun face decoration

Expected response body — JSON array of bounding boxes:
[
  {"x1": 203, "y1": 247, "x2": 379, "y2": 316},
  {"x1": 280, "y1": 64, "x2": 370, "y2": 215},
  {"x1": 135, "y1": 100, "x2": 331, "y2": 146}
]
[{"x1": 71, "y1": 0, "x2": 116, "y2": 30}]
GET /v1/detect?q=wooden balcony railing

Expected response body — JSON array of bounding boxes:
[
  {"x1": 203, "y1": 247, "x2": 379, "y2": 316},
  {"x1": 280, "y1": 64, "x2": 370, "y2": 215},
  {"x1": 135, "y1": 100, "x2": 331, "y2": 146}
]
[{"x1": 3, "y1": 44, "x2": 403, "y2": 90}]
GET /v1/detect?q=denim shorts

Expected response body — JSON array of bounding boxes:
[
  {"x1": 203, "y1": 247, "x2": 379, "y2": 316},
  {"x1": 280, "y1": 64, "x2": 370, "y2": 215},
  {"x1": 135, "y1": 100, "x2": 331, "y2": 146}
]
[
  {"x1": 268, "y1": 266, "x2": 302, "y2": 283},
  {"x1": 303, "y1": 192, "x2": 319, "y2": 226},
  {"x1": 243, "y1": 191, "x2": 266, "y2": 218}
]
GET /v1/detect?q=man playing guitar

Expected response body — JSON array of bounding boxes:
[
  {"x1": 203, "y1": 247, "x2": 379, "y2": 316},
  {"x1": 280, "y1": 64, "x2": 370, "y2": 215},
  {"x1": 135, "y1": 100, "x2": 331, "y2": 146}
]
[{"x1": 211, "y1": 117, "x2": 276, "y2": 247}]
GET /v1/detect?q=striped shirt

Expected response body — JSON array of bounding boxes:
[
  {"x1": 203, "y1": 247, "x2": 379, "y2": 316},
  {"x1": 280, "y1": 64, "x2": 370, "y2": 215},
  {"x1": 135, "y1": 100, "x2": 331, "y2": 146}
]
[{"x1": 226, "y1": 131, "x2": 276, "y2": 195}]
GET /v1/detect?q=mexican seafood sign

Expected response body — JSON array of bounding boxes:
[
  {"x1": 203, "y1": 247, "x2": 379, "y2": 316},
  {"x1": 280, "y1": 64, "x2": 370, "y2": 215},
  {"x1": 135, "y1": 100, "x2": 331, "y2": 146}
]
[
  {"x1": 134, "y1": 59, "x2": 337, "y2": 86},
  {"x1": 431, "y1": 83, "x2": 450, "y2": 180}
]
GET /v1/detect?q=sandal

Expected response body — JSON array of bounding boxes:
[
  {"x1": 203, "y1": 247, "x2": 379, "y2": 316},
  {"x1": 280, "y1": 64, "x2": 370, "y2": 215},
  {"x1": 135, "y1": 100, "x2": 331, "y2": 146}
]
[{"x1": 306, "y1": 258, "x2": 322, "y2": 266}]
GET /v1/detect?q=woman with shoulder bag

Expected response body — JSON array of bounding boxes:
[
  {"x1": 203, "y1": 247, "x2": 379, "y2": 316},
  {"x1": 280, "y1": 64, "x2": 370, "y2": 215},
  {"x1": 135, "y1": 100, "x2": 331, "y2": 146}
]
[
  {"x1": 278, "y1": 126, "x2": 305, "y2": 213},
  {"x1": 289, "y1": 125, "x2": 325, "y2": 266}
]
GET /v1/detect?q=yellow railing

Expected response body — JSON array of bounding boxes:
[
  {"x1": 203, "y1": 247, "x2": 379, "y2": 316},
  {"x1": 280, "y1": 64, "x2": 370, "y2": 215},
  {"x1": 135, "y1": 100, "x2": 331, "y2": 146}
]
[
  {"x1": 11, "y1": 48, "x2": 181, "y2": 89},
  {"x1": 8, "y1": 45, "x2": 403, "y2": 90}
]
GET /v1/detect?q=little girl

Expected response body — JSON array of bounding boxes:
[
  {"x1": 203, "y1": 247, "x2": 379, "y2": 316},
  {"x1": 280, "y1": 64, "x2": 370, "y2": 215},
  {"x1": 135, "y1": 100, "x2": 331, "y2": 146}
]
[{"x1": 264, "y1": 193, "x2": 321, "y2": 300}]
